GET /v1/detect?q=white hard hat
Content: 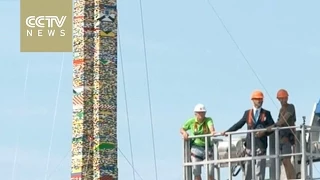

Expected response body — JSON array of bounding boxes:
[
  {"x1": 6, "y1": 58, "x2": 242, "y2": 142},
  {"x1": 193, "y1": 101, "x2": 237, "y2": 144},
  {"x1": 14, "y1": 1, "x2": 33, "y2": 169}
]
[{"x1": 194, "y1": 104, "x2": 206, "y2": 112}]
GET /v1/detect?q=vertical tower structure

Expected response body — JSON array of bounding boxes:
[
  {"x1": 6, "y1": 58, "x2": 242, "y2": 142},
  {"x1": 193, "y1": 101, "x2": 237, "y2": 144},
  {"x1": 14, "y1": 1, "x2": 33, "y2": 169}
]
[{"x1": 72, "y1": 0, "x2": 118, "y2": 179}]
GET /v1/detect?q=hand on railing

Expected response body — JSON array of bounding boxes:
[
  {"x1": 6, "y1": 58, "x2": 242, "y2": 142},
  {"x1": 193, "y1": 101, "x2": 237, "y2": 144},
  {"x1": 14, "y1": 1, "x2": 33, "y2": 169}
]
[
  {"x1": 221, "y1": 131, "x2": 228, "y2": 137},
  {"x1": 255, "y1": 131, "x2": 265, "y2": 138},
  {"x1": 213, "y1": 132, "x2": 223, "y2": 136},
  {"x1": 182, "y1": 132, "x2": 189, "y2": 140},
  {"x1": 221, "y1": 130, "x2": 265, "y2": 137},
  {"x1": 266, "y1": 126, "x2": 274, "y2": 132}
]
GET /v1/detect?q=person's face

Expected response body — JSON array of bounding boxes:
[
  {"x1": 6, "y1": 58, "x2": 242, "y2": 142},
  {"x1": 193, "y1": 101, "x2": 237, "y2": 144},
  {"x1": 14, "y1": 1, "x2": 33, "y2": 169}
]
[
  {"x1": 252, "y1": 98, "x2": 263, "y2": 108},
  {"x1": 278, "y1": 97, "x2": 288, "y2": 106},
  {"x1": 195, "y1": 112, "x2": 206, "y2": 121}
]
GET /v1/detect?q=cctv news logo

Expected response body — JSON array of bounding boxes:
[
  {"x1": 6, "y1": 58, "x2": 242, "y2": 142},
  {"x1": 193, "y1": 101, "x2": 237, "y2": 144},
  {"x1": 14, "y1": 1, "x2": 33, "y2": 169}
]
[{"x1": 25, "y1": 16, "x2": 67, "y2": 37}]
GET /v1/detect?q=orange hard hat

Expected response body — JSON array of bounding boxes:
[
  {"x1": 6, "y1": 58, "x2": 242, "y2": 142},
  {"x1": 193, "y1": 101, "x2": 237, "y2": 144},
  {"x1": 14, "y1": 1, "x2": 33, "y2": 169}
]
[
  {"x1": 277, "y1": 89, "x2": 289, "y2": 98},
  {"x1": 251, "y1": 90, "x2": 264, "y2": 99}
]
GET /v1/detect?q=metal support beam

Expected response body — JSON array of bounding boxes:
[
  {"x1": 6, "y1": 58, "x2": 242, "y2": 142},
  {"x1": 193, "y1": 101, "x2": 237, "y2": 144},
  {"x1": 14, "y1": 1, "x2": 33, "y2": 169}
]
[
  {"x1": 182, "y1": 126, "x2": 320, "y2": 180},
  {"x1": 269, "y1": 133, "x2": 276, "y2": 179}
]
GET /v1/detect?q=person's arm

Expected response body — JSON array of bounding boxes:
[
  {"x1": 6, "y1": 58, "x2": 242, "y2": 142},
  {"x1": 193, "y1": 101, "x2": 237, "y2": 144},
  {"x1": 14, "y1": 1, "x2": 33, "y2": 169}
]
[
  {"x1": 276, "y1": 104, "x2": 295, "y2": 126},
  {"x1": 226, "y1": 111, "x2": 247, "y2": 132},
  {"x1": 180, "y1": 128, "x2": 188, "y2": 135},
  {"x1": 180, "y1": 119, "x2": 191, "y2": 135},
  {"x1": 266, "y1": 105, "x2": 295, "y2": 133},
  {"x1": 206, "y1": 118, "x2": 215, "y2": 134},
  {"x1": 264, "y1": 111, "x2": 275, "y2": 136}
]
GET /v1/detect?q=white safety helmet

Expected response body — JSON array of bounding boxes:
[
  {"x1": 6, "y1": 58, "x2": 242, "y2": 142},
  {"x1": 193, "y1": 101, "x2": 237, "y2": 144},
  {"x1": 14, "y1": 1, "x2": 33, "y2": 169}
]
[{"x1": 194, "y1": 103, "x2": 207, "y2": 112}]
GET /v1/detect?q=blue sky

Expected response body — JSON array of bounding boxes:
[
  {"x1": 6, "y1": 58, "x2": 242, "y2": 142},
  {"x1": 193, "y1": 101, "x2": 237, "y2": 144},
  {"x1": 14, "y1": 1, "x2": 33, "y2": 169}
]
[{"x1": 1, "y1": 0, "x2": 320, "y2": 179}]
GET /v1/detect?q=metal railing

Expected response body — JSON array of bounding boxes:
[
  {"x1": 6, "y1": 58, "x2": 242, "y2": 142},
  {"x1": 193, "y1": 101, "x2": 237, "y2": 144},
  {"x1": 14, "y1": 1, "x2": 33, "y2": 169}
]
[{"x1": 182, "y1": 124, "x2": 320, "y2": 180}]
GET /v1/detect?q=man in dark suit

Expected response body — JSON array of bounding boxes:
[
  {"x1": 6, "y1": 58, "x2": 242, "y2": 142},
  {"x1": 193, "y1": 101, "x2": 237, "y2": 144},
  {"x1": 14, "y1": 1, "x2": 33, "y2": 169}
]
[{"x1": 222, "y1": 90, "x2": 275, "y2": 180}]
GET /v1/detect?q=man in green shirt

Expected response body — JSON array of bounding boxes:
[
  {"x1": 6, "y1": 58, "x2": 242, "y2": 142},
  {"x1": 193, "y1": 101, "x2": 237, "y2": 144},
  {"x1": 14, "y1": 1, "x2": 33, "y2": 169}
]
[{"x1": 180, "y1": 104, "x2": 216, "y2": 180}]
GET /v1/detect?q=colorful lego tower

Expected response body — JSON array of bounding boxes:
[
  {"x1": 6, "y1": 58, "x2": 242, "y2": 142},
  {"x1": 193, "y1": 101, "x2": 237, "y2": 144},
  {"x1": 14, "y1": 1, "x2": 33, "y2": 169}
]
[{"x1": 72, "y1": 0, "x2": 118, "y2": 179}]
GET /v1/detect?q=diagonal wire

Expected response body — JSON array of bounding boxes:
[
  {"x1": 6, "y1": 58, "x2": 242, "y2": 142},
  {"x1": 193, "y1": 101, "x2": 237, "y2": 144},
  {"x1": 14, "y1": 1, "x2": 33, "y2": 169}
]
[
  {"x1": 137, "y1": 0, "x2": 158, "y2": 179},
  {"x1": 45, "y1": 31, "x2": 144, "y2": 180},
  {"x1": 206, "y1": 0, "x2": 320, "y2": 174},
  {"x1": 11, "y1": 59, "x2": 30, "y2": 180},
  {"x1": 206, "y1": 0, "x2": 299, "y2": 140},
  {"x1": 205, "y1": 0, "x2": 274, "y2": 103},
  {"x1": 118, "y1": 26, "x2": 136, "y2": 180},
  {"x1": 45, "y1": 34, "x2": 144, "y2": 180},
  {"x1": 45, "y1": 148, "x2": 144, "y2": 180},
  {"x1": 119, "y1": 148, "x2": 144, "y2": 180},
  {"x1": 44, "y1": 53, "x2": 65, "y2": 180},
  {"x1": 47, "y1": 150, "x2": 71, "y2": 180}
]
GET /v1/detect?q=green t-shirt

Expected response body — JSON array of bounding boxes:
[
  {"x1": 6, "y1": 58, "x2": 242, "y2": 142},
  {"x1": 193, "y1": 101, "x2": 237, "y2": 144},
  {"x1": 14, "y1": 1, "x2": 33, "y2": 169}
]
[{"x1": 182, "y1": 117, "x2": 213, "y2": 146}]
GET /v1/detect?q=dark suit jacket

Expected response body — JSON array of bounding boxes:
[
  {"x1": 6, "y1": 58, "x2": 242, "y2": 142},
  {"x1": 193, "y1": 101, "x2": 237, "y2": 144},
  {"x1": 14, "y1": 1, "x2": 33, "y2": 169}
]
[{"x1": 226, "y1": 108, "x2": 275, "y2": 150}]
